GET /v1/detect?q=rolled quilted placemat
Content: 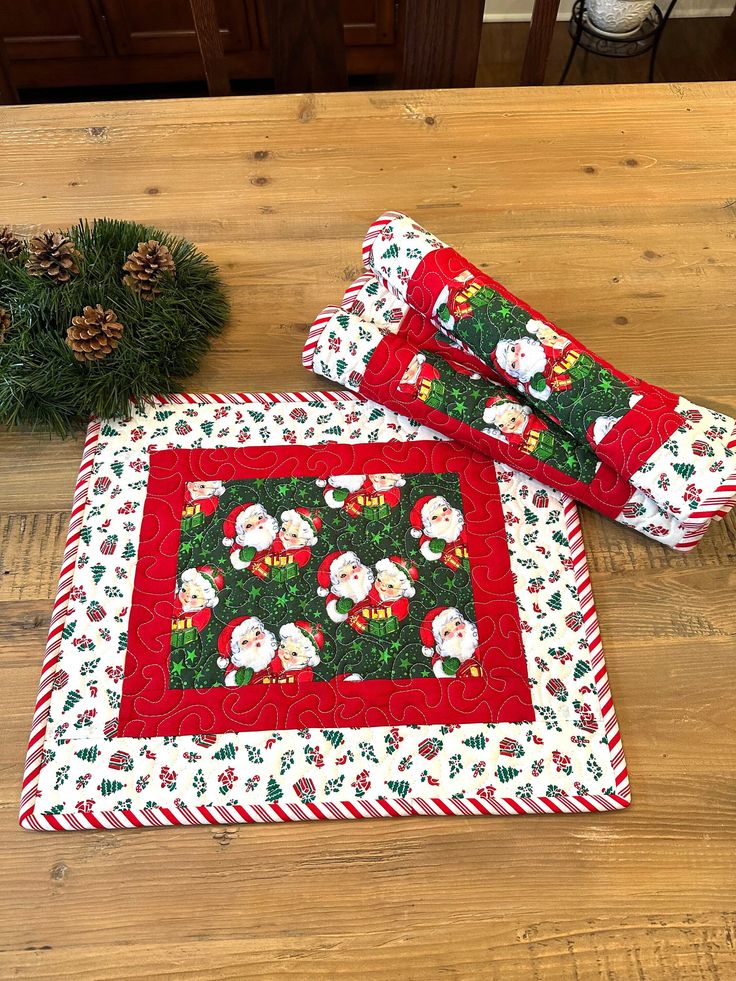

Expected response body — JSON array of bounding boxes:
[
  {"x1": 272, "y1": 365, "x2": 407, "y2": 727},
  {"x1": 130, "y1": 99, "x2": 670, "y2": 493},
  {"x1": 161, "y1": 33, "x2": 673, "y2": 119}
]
[
  {"x1": 339, "y1": 272, "x2": 736, "y2": 551},
  {"x1": 304, "y1": 303, "x2": 687, "y2": 548},
  {"x1": 361, "y1": 212, "x2": 736, "y2": 547}
]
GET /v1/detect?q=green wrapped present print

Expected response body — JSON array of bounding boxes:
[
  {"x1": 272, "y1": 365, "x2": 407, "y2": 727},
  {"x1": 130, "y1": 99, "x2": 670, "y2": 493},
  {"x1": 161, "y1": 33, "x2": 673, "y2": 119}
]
[
  {"x1": 181, "y1": 508, "x2": 206, "y2": 533},
  {"x1": 528, "y1": 428, "x2": 556, "y2": 463},
  {"x1": 362, "y1": 501, "x2": 391, "y2": 522},
  {"x1": 171, "y1": 622, "x2": 198, "y2": 649},
  {"x1": 567, "y1": 351, "x2": 595, "y2": 382},
  {"x1": 419, "y1": 378, "x2": 445, "y2": 409},
  {"x1": 366, "y1": 615, "x2": 399, "y2": 639},
  {"x1": 268, "y1": 561, "x2": 300, "y2": 585}
]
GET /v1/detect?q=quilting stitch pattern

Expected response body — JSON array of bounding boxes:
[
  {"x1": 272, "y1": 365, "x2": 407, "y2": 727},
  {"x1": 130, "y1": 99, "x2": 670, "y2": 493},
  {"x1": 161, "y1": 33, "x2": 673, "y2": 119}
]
[{"x1": 21, "y1": 394, "x2": 628, "y2": 829}]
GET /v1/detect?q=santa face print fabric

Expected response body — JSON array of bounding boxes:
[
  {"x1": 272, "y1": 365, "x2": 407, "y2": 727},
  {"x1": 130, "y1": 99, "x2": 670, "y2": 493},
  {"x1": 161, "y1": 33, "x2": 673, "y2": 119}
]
[
  {"x1": 21, "y1": 394, "x2": 628, "y2": 830},
  {"x1": 304, "y1": 213, "x2": 736, "y2": 551},
  {"x1": 119, "y1": 433, "x2": 533, "y2": 738}
]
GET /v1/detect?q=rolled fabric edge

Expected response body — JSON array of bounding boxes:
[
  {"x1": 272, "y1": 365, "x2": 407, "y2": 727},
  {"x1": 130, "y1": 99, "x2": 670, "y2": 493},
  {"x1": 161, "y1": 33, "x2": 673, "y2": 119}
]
[
  {"x1": 341, "y1": 272, "x2": 375, "y2": 312},
  {"x1": 342, "y1": 272, "x2": 409, "y2": 329},
  {"x1": 362, "y1": 211, "x2": 442, "y2": 308},
  {"x1": 362, "y1": 212, "x2": 736, "y2": 548},
  {"x1": 361, "y1": 210, "x2": 406, "y2": 267},
  {"x1": 302, "y1": 305, "x2": 337, "y2": 370},
  {"x1": 304, "y1": 305, "x2": 385, "y2": 393},
  {"x1": 672, "y1": 424, "x2": 736, "y2": 550},
  {"x1": 620, "y1": 398, "x2": 736, "y2": 538}
]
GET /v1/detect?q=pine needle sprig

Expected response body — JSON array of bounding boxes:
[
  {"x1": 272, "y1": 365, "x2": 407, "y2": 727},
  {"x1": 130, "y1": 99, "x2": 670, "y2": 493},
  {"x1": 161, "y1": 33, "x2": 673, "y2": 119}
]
[{"x1": 0, "y1": 218, "x2": 228, "y2": 435}]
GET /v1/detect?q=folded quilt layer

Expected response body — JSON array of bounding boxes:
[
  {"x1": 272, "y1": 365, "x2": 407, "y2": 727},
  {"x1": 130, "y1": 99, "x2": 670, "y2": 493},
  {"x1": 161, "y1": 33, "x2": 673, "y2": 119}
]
[
  {"x1": 303, "y1": 213, "x2": 736, "y2": 550},
  {"x1": 355, "y1": 213, "x2": 735, "y2": 549},
  {"x1": 306, "y1": 301, "x2": 687, "y2": 547}
]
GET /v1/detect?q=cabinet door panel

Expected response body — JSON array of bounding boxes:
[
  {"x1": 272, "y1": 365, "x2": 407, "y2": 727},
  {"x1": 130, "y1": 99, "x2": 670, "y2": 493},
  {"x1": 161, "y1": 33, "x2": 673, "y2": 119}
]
[
  {"x1": 342, "y1": 0, "x2": 395, "y2": 45},
  {"x1": 101, "y1": 0, "x2": 253, "y2": 57},
  {"x1": 1, "y1": 0, "x2": 106, "y2": 60},
  {"x1": 257, "y1": 0, "x2": 396, "y2": 49}
]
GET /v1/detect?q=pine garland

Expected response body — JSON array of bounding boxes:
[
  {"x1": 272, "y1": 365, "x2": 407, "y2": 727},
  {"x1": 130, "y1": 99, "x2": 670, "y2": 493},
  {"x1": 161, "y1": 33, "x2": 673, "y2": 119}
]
[{"x1": 0, "y1": 218, "x2": 228, "y2": 435}]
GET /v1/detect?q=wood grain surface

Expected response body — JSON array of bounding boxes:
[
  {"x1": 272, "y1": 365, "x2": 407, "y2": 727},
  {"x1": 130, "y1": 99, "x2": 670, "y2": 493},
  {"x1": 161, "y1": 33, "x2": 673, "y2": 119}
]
[{"x1": 0, "y1": 84, "x2": 734, "y2": 980}]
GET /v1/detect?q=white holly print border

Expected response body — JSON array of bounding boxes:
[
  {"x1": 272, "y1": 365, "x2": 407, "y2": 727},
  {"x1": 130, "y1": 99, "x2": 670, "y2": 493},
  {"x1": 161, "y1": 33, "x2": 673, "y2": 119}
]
[{"x1": 20, "y1": 393, "x2": 629, "y2": 831}]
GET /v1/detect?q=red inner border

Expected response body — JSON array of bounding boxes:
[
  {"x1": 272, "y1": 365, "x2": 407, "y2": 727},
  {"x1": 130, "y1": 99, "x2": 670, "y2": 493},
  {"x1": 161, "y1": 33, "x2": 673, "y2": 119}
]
[{"x1": 118, "y1": 440, "x2": 534, "y2": 736}]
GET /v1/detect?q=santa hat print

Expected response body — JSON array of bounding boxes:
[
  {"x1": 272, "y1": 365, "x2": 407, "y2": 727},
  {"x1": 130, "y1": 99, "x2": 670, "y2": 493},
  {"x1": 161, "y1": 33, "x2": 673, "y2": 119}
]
[
  {"x1": 222, "y1": 502, "x2": 259, "y2": 547},
  {"x1": 409, "y1": 495, "x2": 444, "y2": 538},
  {"x1": 316, "y1": 550, "x2": 354, "y2": 597},
  {"x1": 375, "y1": 555, "x2": 419, "y2": 596},
  {"x1": 197, "y1": 564, "x2": 225, "y2": 593},
  {"x1": 280, "y1": 620, "x2": 324, "y2": 667},
  {"x1": 420, "y1": 606, "x2": 459, "y2": 657},
  {"x1": 484, "y1": 393, "x2": 515, "y2": 414},
  {"x1": 281, "y1": 507, "x2": 322, "y2": 544}
]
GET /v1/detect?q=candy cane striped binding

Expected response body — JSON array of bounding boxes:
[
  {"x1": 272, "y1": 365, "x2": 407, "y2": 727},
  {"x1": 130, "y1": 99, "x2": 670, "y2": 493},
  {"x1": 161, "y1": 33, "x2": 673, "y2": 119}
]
[
  {"x1": 673, "y1": 425, "x2": 736, "y2": 550},
  {"x1": 564, "y1": 497, "x2": 630, "y2": 802},
  {"x1": 341, "y1": 272, "x2": 374, "y2": 312},
  {"x1": 361, "y1": 210, "x2": 405, "y2": 265},
  {"x1": 20, "y1": 395, "x2": 629, "y2": 831},
  {"x1": 19, "y1": 418, "x2": 102, "y2": 826},
  {"x1": 302, "y1": 306, "x2": 340, "y2": 371}
]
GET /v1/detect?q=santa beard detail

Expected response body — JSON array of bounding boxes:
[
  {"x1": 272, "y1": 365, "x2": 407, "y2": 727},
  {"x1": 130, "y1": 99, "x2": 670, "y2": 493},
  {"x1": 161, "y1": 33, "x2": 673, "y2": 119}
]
[
  {"x1": 437, "y1": 621, "x2": 478, "y2": 663},
  {"x1": 426, "y1": 507, "x2": 464, "y2": 545},
  {"x1": 496, "y1": 335, "x2": 548, "y2": 386},
  {"x1": 236, "y1": 514, "x2": 278, "y2": 553},
  {"x1": 218, "y1": 623, "x2": 277, "y2": 686},
  {"x1": 332, "y1": 563, "x2": 374, "y2": 604},
  {"x1": 328, "y1": 475, "x2": 365, "y2": 493}
]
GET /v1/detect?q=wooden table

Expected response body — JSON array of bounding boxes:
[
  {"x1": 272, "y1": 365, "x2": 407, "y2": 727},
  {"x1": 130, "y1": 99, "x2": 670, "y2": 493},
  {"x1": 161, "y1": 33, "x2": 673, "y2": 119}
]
[{"x1": 1, "y1": 83, "x2": 734, "y2": 980}]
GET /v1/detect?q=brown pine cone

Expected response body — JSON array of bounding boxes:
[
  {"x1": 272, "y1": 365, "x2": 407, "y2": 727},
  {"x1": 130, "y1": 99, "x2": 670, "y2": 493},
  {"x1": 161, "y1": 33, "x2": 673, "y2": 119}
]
[
  {"x1": 0, "y1": 306, "x2": 11, "y2": 343},
  {"x1": 122, "y1": 239, "x2": 176, "y2": 300},
  {"x1": 67, "y1": 305, "x2": 124, "y2": 362},
  {"x1": 0, "y1": 226, "x2": 24, "y2": 261},
  {"x1": 26, "y1": 230, "x2": 81, "y2": 283}
]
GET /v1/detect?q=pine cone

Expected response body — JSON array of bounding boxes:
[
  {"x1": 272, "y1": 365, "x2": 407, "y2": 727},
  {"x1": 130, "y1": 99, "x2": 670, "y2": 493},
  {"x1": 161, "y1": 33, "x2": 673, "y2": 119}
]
[
  {"x1": 67, "y1": 305, "x2": 124, "y2": 362},
  {"x1": 26, "y1": 230, "x2": 80, "y2": 283},
  {"x1": 122, "y1": 239, "x2": 175, "y2": 300},
  {"x1": 0, "y1": 226, "x2": 24, "y2": 261},
  {"x1": 0, "y1": 306, "x2": 11, "y2": 343}
]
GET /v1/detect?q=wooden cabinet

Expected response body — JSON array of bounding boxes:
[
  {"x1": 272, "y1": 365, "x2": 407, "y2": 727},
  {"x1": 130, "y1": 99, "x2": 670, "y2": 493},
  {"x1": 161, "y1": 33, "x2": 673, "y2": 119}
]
[
  {"x1": 100, "y1": 1, "x2": 257, "y2": 58},
  {"x1": 2, "y1": 2, "x2": 107, "y2": 62},
  {"x1": 1, "y1": 0, "x2": 399, "y2": 91}
]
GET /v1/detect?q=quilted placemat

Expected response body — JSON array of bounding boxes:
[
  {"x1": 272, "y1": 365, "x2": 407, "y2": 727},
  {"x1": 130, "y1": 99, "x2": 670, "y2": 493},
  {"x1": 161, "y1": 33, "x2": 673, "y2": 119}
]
[{"x1": 20, "y1": 393, "x2": 628, "y2": 830}]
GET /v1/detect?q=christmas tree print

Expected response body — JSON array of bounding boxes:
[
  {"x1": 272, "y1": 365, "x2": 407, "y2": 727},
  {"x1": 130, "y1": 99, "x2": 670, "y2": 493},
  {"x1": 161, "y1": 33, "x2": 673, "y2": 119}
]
[
  {"x1": 168, "y1": 470, "x2": 477, "y2": 689},
  {"x1": 99, "y1": 778, "x2": 124, "y2": 797},
  {"x1": 265, "y1": 777, "x2": 283, "y2": 802}
]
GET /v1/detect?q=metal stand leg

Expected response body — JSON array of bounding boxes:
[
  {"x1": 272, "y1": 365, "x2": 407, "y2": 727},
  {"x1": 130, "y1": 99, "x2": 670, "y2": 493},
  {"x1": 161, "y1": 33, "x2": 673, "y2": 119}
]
[
  {"x1": 648, "y1": 0, "x2": 678, "y2": 82},
  {"x1": 559, "y1": 0, "x2": 587, "y2": 84}
]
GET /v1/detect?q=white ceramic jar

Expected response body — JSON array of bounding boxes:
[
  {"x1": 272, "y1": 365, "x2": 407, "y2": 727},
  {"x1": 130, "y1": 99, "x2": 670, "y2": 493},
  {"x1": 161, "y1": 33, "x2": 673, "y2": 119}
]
[{"x1": 586, "y1": 0, "x2": 657, "y2": 34}]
